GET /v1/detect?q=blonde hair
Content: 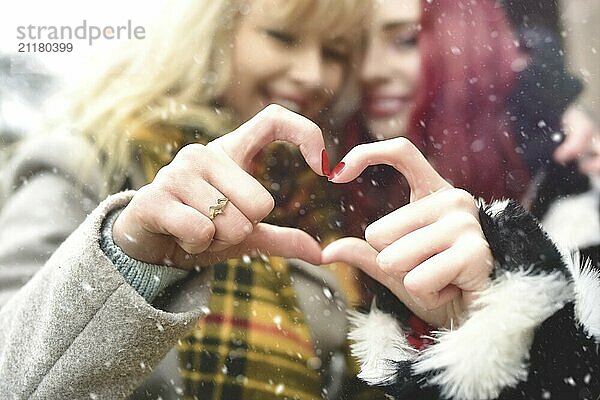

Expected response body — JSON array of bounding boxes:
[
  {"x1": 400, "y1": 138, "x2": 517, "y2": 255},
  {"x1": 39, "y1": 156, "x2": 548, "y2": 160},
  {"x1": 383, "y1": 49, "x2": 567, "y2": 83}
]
[{"x1": 55, "y1": 0, "x2": 368, "y2": 194}]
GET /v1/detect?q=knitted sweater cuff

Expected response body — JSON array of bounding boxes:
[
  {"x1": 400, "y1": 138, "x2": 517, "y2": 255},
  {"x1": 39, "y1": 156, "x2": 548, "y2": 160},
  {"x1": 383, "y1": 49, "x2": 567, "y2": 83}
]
[{"x1": 100, "y1": 207, "x2": 189, "y2": 303}]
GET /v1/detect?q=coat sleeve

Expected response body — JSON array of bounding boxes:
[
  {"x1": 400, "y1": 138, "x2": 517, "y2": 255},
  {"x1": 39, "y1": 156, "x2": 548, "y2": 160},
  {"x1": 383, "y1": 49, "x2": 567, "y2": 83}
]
[
  {"x1": 0, "y1": 191, "x2": 209, "y2": 399},
  {"x1": 0, "y1": 134, "x2": 211, "y2": 398},
  {"x1": 0, "y1": 133, "x2": 104, "y2": 307},
  {"x1": 348, "y1": 199, "x2": 599, "y2": 400}
]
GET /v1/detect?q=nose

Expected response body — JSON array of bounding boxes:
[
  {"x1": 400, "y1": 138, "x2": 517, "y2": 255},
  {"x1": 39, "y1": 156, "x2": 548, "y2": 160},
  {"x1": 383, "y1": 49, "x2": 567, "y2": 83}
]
[
  {"x1": 361, "y1": 38, "x2": 390, "y2": 84},
  {"x1": 289, "y1": 44, "x2": 323, "y2": 89}
]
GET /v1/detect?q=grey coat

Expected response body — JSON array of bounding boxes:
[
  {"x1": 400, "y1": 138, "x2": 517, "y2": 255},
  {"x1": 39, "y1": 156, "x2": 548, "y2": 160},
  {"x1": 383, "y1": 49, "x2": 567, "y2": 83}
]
[{"x1": 0, "y1": 133, "x2": 348, "y2": 399}]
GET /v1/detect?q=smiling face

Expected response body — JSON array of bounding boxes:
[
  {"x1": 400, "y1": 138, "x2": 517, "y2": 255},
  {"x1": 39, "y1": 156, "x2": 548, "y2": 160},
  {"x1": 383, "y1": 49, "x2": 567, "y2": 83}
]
[
  {"x1": 361, "y1": 0, "x2": 421, "y2": 140},
  {"x1": 222, "y1": 0, "x2": 354, "y2": 124}
]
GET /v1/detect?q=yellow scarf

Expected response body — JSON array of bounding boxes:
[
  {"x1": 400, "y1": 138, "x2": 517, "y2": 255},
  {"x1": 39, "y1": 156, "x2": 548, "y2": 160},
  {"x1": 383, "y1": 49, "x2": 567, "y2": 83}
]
[{"x1": 129, "y1": 123, "x2": 371, "y2": 399}]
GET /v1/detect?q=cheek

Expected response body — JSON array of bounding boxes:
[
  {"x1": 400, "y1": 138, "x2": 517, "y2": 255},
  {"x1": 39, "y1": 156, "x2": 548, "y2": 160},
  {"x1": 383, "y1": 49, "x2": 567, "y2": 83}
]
[
  {"x1": 406, "y1": 51, "x2": 421, "y2": 86},
  {"x1": 322, "y1": 64, "x2": 345, "y2": 97},
  {"x1": 231, "y1": 28, "x2": 287, "y2": 86}
]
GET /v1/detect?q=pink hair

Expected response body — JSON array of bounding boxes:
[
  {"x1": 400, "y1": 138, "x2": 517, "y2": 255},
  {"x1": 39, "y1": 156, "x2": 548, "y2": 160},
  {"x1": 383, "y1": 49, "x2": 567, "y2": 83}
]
[
  {"x1": 340, "y1": 0, "x2": 532, "y2": 236},
  {"x1": 407, "y1": 0, "x2": 530, "y2": 200}
]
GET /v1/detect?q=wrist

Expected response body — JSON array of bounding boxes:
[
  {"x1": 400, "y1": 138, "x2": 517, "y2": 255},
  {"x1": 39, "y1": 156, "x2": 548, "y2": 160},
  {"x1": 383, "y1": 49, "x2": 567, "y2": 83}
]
[
  {"x1": 112, "y1": 208, "x2": 177, "y2": 267},
  {"x1": 100, "y1": 207, "x2": 188, "y2": 302}
]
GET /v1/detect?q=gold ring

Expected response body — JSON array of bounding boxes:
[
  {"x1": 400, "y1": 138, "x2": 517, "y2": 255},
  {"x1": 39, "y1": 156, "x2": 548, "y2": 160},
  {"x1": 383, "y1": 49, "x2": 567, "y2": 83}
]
[{"x1": 209, "y1": 197, "x2": 229, "y2": 220}]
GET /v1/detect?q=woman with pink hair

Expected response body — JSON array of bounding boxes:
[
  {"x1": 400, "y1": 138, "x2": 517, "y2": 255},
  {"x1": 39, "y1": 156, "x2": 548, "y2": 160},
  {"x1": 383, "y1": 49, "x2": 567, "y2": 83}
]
[{"x1": 324, "y1": 1, "x2": 599, "y2": 399}]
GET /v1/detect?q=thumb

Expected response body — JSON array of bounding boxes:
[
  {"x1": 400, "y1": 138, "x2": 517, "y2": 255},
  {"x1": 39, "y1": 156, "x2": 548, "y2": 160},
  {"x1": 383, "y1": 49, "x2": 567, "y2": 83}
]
[
  {"x1": 322, "y1": 237, "x2": 393, "y2": 286},
  {"x1": 322, "y1": 238, "x2": 426, "y2": 319},
  {"x1": 216, "y1": 223, "x2": 322, "y2": 265}
]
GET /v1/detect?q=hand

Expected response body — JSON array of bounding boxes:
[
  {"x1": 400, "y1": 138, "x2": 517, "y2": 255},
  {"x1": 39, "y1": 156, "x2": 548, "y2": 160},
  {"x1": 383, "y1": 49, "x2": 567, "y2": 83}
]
[
  {"x1": 322, "y1": 138, "x2": 493, "y2": 328},
  {"x1": 113, "y1": 105, "x2": 327, "y2": 270},
  {"x1": 555, "y1": 105, "x2": 600, "y2": 175}
]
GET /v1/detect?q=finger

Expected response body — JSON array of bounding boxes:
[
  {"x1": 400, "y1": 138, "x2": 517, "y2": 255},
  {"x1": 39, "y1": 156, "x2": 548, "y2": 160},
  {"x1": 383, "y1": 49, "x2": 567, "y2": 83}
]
[
  {"x1": 322, "y1": 237, "x2": 424, "y2": 315},
  {"x1": 322, "y1": 237, "x2": 394, "y2": 286},
  {"x1": 554, "y1": 111, "x2": 595, "y2": 162},
  {"x1": 579, "y1": 156, "x2": 600, "y2": 176},
  {"x1": 366, "y1": 189, "x2": 476, "y2": 251},
  {"x1": 375, "y1": 211, "x2": 479, "y2": 274},
  {"x1": 403, "y1": 235, "x2": 492, "y2": 310},
  {"x1": 554, "y1": 129, "x2": 593, "y2": 163},
  {"x1": 212, "y1": 104, "x2": 327, "y2": 176},
  {"x1": 164, "y1": 175, "x2": 254, "y2": 249},
  {"x1": 151, "y1": 200, "x2": 216, "y2": 257},
  {"x1": 211, "y1": 223, "x2": 323, "y2": 265},
  {"x1": 169, "y1": 144, "x2": 274, "y2": 223},
  {"x1": 330, "y1": 137, "x2": 451, "y2": 200}
]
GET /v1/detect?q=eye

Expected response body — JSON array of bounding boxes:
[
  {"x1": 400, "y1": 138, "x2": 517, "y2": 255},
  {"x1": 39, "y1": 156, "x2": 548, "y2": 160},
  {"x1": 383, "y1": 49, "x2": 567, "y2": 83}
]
[
  {"x1": 265, "y1": 29, "x2": 297, "y2": 46},
  {"x1": 322, "y1": 46, "x2": 350, "y2": 62},
  {"x1": 392, "y1": 32, "x2": 418, "y2": 49}
]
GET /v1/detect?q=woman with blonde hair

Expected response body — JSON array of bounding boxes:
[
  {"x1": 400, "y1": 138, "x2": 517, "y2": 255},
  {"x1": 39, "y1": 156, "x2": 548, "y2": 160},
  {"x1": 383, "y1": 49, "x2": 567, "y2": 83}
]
[{"x1": 0, "y1": 1, "x2": 373, "y2": 398}]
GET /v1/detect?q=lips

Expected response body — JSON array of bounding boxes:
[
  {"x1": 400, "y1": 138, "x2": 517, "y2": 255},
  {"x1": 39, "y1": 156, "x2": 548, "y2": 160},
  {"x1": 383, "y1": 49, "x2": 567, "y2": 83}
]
[
  {"x1": 362, "y1": 95, "x2": 413, "y2": 118},
  {"x1": 261, "y1": 90, "x2": 308, "y2": 114}
]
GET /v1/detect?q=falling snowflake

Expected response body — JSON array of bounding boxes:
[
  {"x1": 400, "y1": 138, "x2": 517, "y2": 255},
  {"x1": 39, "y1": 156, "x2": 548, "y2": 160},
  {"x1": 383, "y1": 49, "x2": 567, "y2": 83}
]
[{"x1": 274, "y1": 383, "x2": 285, "y2": 395}]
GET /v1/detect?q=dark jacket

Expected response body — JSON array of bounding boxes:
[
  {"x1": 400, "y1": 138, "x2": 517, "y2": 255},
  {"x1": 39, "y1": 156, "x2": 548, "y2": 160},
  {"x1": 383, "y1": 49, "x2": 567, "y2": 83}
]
[{"x1": 350, "y1": 199, "x2": 600, "y2": 400}]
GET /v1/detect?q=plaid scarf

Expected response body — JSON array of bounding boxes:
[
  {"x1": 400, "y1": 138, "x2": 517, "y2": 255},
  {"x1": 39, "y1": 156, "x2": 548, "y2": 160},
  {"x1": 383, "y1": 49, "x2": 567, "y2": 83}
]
[
  {"x1": 178, "y1": 258, "x2": 321, "y2": 399},
  {"x1": 129, "y1": 124, "x2": 376, "y2": 399}
]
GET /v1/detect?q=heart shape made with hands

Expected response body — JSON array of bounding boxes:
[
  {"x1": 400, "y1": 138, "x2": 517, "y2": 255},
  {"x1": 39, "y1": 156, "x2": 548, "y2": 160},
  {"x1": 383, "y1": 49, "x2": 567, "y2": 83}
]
[
  {"x1": 217, "y1": 106, "x2": 484, "y2": 319},
  {"x1": 217, "y1": 107, "x2": 490, "y2": 327},
  {"x1": 209, "y1": 106, "x2": 455, "y2": 267},
  {"x1": 320, "y1": 138, "x2": 492, "y2": 324},
  {"x1": 114, "y1": 105, "x2": 490, "y2": 323}
]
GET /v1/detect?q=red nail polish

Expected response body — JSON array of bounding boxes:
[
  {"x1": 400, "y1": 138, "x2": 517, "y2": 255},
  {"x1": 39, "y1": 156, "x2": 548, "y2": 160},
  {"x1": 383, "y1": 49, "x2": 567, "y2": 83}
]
[
  {"x1": 329, "y1": 162, "x2": 345, "y2": 180},
  {"x1": 321, "y1": 149, "x2": 331, "y2": 177}
]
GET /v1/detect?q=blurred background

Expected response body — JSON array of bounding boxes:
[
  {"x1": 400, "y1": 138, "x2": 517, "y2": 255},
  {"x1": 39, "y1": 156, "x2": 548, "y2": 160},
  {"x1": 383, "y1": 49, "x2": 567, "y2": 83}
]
[
  {"x1": 0, "y1": 0, "x2": 166, "y2": 161},
  {"x1": 562, "y1": 0, "x2": 600, "y2": 113},
  {"x1": 0, "y1": 0, "x2": 599, "y2": 155}
]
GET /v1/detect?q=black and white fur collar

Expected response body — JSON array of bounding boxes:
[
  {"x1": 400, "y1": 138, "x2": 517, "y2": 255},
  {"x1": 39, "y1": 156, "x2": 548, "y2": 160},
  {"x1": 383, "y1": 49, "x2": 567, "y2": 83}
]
[{"x1": 349, "y1": 200, "x2": 600, "y2": 400}]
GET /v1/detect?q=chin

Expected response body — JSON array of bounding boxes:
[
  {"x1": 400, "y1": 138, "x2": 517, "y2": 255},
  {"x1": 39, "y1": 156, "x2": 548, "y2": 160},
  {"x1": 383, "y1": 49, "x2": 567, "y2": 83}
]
[{"x1": 366, "y1": 116, "x2": 408, "y2": 141}]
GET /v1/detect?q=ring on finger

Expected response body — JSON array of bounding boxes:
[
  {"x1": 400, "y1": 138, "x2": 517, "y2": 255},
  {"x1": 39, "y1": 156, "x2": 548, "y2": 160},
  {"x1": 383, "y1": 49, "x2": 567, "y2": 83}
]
[{"x1": 209, "y1": 197, "x2": 229, "y2": 220}]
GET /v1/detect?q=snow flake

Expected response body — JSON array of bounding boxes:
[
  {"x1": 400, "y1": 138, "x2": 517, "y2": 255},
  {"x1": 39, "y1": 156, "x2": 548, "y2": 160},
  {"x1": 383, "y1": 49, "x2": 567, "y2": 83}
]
[
  {"x1": 563, "y1": 376, "x2": 576, "y2": 386},
  {"x1": 274, "y1": 383, "x2": 285, "y2": 395},
  {"x1": 541, "y1": 390, "x2": 551, "y2": 399}
]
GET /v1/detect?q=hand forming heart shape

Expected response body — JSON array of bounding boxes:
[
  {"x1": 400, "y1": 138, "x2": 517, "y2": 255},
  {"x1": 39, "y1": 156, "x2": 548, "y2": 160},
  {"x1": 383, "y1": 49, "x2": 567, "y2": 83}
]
[
  {"x1": 323, "y1": 139, "x2": 493, "y2": 326},
  {"x1": 112, "y1": 104, "x2": 492, "y2": 326},
  {"x1": 113, "y1": 104, "x2": 326, "y2": 269}
]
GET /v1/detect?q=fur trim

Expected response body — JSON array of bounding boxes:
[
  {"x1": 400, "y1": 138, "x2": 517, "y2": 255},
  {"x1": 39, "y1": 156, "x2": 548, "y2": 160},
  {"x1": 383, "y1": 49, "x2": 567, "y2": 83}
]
[
  {"x1": 348, "y1": 306, "x2": 417, "y2": 386},
  {"x1": 412, "y1": 270, "x2": 573, "y2": 400},
  {"x1": 542, "y1": 190, "x2": 600, "y2": 249},
  {"x1": 483, "y1": 199, "x2": 509, "y2": 218},
  {"x1": 566, "y1": 251, "x2": 600, "y2": 341}
]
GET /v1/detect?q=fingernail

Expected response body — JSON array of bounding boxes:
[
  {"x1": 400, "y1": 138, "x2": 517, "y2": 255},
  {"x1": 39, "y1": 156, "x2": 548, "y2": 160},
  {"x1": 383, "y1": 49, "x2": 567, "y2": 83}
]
[
  {"x1": 328, "y1": 162, "x2": 345, "y2": 181},
  {"x1": 321, "y1": 149, "x2": 331, "y2": 177}
]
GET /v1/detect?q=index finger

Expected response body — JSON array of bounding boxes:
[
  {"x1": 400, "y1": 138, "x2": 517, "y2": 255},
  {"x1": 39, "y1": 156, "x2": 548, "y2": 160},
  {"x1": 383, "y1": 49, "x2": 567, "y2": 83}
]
[
  {"x1": 330, "y1": 137, "x2": 451, "y2": 200},
  {"x1": 210, "y1": 104, "x2": 327, "y2": 176},
  {"x1": 554, "y1": 128, "x2": 593, "y2": 163}
]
